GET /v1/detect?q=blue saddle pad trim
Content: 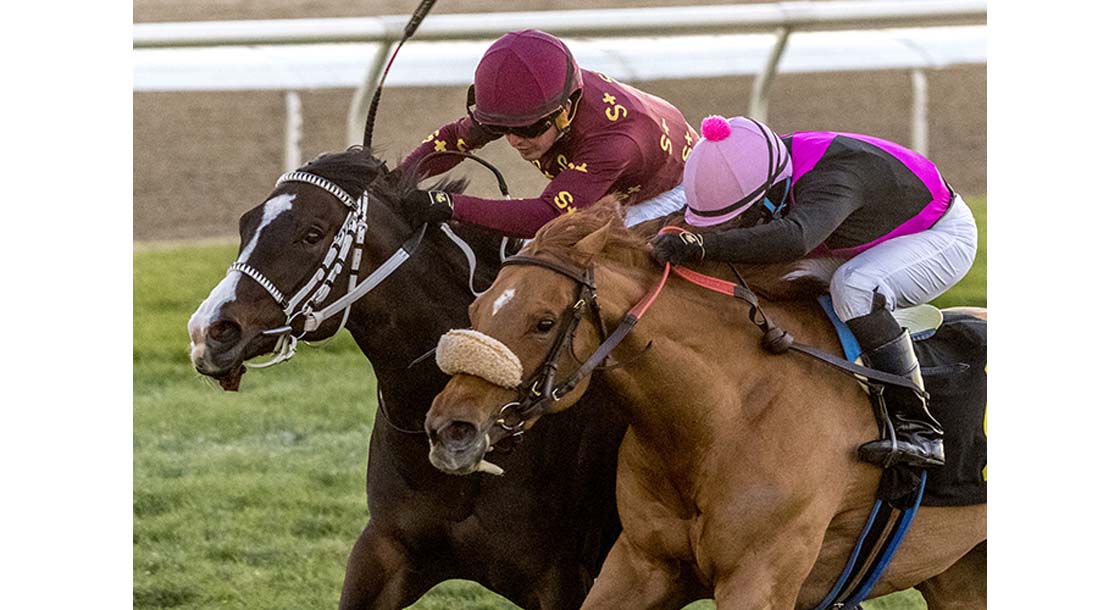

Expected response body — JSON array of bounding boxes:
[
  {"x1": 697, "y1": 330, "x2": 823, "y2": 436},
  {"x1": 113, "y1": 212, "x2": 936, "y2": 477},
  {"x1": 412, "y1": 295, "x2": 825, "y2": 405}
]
[
  {"x1": 817, "y1": 295, "x2": 937, "y2": 363},
  {"x1": 818, "y1": 295, "x2": 862, "y2": 362}
]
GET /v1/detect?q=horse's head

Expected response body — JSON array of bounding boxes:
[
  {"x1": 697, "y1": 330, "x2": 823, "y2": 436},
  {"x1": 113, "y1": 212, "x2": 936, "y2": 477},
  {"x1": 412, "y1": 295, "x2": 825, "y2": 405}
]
[
  {"x1": 187, "y1": 147, "x2": 456, "y2": 390},
  {"x1": 426, "y1": 202, "x2": 650, "y2": 475}
]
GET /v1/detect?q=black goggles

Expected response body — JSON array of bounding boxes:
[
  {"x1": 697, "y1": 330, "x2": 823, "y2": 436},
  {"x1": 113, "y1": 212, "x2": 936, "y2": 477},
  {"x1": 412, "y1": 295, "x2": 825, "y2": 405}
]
[
  {"x1": 466, "y1": 85, "x2": 562, "y2": 139},
  {"x1": 474, "y1": 110, "x2": 560, "y2": 139}
]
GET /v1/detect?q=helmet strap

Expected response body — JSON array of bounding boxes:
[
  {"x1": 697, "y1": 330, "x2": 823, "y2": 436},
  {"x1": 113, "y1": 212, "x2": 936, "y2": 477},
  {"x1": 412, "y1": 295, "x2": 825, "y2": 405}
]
[
  {"x1": 764, "y1": 177, "x2": 792, "y2": 218},
  {"x1": 759, "y1": 177, "x2": 792, "y2": 220},
  {"x1": 554, "y1": 90, "x2": 582, "y2": 133},
  {"x1": 736, "y1": 177, "x2": 792, "y2": 227}
]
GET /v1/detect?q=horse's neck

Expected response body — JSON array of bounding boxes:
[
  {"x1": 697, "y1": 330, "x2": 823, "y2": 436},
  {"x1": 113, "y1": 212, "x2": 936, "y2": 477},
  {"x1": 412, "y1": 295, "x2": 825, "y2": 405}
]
[{"x1": 344, "y1": 224, "x2": 505, "y2": 391}]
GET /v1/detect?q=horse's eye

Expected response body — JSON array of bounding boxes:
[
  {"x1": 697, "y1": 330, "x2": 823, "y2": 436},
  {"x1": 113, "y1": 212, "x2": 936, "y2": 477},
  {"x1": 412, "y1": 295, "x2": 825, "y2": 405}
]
[
  {"x1": 536, "y1": 319, "x2": 556, "y2": 333},
  {"x1": 303, "y1": 229, "x2": 324, "y2": 245}
]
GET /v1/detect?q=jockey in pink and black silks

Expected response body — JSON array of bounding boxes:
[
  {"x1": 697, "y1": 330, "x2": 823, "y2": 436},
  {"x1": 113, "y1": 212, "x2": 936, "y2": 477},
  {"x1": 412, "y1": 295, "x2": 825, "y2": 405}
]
[
  {"x1": 398, "y1": 29, "x2": 698, "y2": 238},
  {"x1": 652, "y1": 115, "x2": 979, "y2": 469}
]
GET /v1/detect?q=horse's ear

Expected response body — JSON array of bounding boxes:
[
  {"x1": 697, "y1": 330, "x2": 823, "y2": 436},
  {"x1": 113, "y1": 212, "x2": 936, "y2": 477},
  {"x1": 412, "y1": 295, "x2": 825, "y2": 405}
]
[{"x1": 572, "y1": 222, "x2": 612, "y2": 264}]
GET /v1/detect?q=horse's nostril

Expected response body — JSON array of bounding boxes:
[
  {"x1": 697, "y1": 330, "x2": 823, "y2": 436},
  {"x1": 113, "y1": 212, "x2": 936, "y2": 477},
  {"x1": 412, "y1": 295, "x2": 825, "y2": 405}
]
[
  {"x1": 439, "y1": 421, "x2": 479, "y2": 449},
  {"x1": 208, "y1": 320, "x2": 242, "y2": 345}
]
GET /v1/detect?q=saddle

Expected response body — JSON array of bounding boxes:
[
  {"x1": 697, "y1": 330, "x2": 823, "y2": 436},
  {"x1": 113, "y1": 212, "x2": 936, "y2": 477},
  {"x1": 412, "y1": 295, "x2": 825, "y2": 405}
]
[
  {"x1": 818, "y1": 296, "x2": 988, "y2": 507},
  {"x1": 804, "y1": 298, "x2": 987, "y2": 610}
]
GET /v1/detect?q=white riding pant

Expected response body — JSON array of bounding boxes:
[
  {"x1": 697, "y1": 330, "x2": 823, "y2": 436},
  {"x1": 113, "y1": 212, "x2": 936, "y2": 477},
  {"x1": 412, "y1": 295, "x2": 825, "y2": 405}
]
[
  {"x1": 831, "y1": 195, "x2": 978, "y2": 322},
  {"x1": 624, "y1": 184, "x2": 686, "y2": 227}
]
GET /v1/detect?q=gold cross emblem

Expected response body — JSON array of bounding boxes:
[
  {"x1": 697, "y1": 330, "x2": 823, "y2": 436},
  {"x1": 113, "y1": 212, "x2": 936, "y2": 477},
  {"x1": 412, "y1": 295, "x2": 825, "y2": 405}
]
[
  {"x1": 433, "y1": 140, "x2": 447, "y2": 152},
  {"x1": 602, "y1": 93, "x2": 616, "y2": 105}
]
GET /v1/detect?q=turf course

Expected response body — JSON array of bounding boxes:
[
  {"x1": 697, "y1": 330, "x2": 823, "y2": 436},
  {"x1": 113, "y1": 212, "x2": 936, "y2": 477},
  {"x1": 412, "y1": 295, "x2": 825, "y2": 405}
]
[{"x1": 134, "y1": 198, "x2": 985, "y2": 609}]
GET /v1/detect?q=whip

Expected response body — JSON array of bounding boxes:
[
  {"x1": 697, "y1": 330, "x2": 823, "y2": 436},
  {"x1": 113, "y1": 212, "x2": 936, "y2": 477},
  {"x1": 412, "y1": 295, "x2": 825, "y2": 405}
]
[{"x1": 362, "y1": 0, "x2": 439, "y2": 148}]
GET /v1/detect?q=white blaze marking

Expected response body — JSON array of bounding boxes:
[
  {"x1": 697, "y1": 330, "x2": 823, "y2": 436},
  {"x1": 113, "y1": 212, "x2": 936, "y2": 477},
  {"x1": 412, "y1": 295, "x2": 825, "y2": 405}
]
[
  {"x1": 491, "y1": 288, "x2": 516, "y2": 316},
  {"x1": 238, "y1": 193, "x2": 296, "y2": 264},
  {"x1": 188, "y1": 193, "x2": 296, "y2": 361}
]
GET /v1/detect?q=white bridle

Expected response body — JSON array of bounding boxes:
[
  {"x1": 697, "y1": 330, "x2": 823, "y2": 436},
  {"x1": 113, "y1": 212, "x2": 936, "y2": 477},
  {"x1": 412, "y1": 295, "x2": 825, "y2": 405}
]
[
  {"x1": 226, "y1": 170, "x2": 372, "y2": 366},
  {"x1": 227, "y1": 170, "x2": 510, "y2": 368}
]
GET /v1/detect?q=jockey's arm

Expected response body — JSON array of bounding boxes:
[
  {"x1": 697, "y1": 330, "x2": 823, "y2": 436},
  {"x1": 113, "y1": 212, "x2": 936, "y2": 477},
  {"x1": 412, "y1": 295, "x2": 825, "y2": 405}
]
[
  {"x1": 398, "y1": 116, "x2": 500, "y2": 178},
  {"x1": 446, "y1": 136, "x2": 634, "y2": 238},
  {"x1": 704, "y1": 176, "x2": 863, "y2": 264}
]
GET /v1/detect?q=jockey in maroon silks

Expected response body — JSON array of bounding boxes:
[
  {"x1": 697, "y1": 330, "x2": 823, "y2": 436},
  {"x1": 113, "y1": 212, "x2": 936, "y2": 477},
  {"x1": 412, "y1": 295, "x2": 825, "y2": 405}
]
[{"x1": 398, "y1": 29, "x2": 698, "y2": 238}]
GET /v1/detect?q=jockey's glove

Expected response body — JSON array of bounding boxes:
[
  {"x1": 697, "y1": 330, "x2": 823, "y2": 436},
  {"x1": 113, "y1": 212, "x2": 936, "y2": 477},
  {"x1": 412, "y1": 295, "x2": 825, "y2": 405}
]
[
  {"x1": 650, "y1": 231, "x2": 705, "y2": 265},
  {"x1": 403, "y1": 189, "x2": 454, "y2": 229}
]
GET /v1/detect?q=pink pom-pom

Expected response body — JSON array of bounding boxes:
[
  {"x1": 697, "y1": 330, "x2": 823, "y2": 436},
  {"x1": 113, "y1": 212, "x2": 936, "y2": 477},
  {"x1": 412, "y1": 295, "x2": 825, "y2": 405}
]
[{"x1": 701, "y1": 115, "x2": 731, "y2": 141}]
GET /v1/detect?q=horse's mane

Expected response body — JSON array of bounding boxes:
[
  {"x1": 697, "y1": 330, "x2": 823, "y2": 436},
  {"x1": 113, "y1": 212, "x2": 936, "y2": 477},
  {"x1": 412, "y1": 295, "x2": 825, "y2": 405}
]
[
  {"x1": 527, "y1": 199, "x2": 651, "y2": 271},
  {"x1": 300, "y1": 146, "x2": 514, "y2": 283},
  {"x1": 300, "y1": 146, "x2": 470, "y2": 206},
  {"x1": 527, "y1": 198, "x2": 834, "y2": 301}
]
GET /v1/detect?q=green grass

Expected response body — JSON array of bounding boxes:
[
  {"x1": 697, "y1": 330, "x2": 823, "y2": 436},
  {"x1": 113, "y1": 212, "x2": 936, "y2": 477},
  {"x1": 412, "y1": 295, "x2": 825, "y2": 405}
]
[
  {"x1": 134, "y1": 198, "x2": 984, "y2": 609},
  {"x1": 930, "y1": 195, "x2": 987, "y2": 309}
]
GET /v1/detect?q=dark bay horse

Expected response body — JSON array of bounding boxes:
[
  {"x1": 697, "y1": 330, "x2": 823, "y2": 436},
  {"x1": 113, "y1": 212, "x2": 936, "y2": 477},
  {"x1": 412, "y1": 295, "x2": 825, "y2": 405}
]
[
  {"x1": 427, "y1": 203, "x2": 987, "y2": 609},
  {"x1": 186, "y1": 148, "x2": 626, "y2": 609}
]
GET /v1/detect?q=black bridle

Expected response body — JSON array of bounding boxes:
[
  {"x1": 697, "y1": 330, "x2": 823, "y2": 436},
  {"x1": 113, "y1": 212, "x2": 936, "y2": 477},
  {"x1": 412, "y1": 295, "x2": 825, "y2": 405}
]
[
  {"x1": 492, "y1": 254, "x2": 667, "y2": 436},
  {"x1": 494, "y1": 255, "x2": 604, "y2": 435}
]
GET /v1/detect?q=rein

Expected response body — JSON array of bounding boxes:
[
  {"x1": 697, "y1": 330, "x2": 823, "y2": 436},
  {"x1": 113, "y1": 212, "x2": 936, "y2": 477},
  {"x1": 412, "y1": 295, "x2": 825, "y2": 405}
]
[
  {"x1": 490, "y1": 226, "x2": 923, "y2": 433},
  {"x1": 656, "y1": 227, "x2": 924, "y2": 394}
]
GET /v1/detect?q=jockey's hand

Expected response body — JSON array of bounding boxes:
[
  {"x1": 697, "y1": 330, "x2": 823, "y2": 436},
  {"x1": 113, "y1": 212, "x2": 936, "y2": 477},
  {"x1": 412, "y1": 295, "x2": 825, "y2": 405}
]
[
  {"x1": 403, "y1": 189, "x2": 454, "y2": 229},
  {"x1": 650, "y1": 231, "x2": 705, "y2": 265}
]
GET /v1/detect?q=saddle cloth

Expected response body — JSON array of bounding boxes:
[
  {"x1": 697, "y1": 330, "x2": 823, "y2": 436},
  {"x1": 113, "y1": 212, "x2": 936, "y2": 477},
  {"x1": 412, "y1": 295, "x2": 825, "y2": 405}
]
[{"x1": 818, "y1": 297, "x2": 988, "y2": 507}]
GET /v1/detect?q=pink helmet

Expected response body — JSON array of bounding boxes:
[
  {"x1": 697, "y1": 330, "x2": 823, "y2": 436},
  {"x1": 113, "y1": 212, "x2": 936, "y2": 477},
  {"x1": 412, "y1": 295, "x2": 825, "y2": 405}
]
[
  {"x1": 470, "y1": 30, "x2": 583, "y2": 127},
  {"x1": 683, "y1": 115, "x2": 792, "y2": 227}
]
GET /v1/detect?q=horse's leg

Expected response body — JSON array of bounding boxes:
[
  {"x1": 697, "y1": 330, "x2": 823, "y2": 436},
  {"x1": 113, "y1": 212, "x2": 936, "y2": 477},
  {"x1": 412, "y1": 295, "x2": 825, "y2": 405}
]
[
  {"x1": 577, "y1": 533, "x2": 697, "y2": 610},
  {"x1": 338, "y1": 522, "x2": 443, "y2": 610},
  {"x1": 711, "y1": 542, "x2": 815, "y2": 610},
  {"x1": 914, "y1": 540, "x2": 987, "y2": 610},
  {"x1": 531, "y1": 563, "x2": 593, "y2": 610}
]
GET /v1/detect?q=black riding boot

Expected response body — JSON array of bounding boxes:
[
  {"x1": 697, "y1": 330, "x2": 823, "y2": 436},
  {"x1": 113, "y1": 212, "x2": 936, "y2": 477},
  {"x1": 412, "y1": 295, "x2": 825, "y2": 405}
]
[{"x1": 848, "y1": 307, "x2": 945, "y2": 468}]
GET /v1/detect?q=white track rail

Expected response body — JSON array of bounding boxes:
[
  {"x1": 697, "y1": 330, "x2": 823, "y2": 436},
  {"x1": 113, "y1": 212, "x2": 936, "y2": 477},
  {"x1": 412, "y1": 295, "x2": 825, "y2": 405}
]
[{"x1": 133, "y1": 1, "x2": 986, "y2": 160}]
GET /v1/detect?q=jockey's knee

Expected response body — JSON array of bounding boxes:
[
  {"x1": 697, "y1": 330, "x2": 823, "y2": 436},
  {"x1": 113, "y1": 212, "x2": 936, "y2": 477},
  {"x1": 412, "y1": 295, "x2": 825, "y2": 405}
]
[{"x1": 830, "y1": 265, "x2": 894, "y2": 322}]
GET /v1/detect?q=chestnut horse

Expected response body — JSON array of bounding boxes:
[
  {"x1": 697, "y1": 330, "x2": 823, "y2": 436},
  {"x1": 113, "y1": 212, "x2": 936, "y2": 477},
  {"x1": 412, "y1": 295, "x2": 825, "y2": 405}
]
[
  {"x1": 427, "y1": 203, "x2": 986, "y2": 609},
  {"x1": 187, "y1": 148, "x2": 626, "y2": 609}
]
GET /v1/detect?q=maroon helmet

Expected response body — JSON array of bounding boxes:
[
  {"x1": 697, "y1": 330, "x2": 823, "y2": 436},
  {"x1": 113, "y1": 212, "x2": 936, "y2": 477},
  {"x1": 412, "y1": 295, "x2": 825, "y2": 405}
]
[{"x1": 468, "y1": 30, "x2": 583, "y2": 128}]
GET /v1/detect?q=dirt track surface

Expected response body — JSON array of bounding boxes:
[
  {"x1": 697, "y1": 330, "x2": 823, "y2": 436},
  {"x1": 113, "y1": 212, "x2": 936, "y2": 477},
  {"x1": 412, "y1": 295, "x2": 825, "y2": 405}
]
[{"x1": 134, "y1": 1, "x2": 986, "y2": 242}]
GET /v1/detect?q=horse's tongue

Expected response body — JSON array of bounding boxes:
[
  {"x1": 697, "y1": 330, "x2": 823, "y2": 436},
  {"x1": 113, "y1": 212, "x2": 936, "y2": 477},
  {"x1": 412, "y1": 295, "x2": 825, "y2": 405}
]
[{"x1": 218, "y1": 365, "x2": 246, "y2": 392}]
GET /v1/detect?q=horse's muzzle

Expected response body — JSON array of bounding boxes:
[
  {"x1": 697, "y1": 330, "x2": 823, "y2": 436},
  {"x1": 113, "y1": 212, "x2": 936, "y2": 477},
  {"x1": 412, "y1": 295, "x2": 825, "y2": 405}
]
[{"x1": 427, "y1": 419, "x2": 490, "y2": 475}]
